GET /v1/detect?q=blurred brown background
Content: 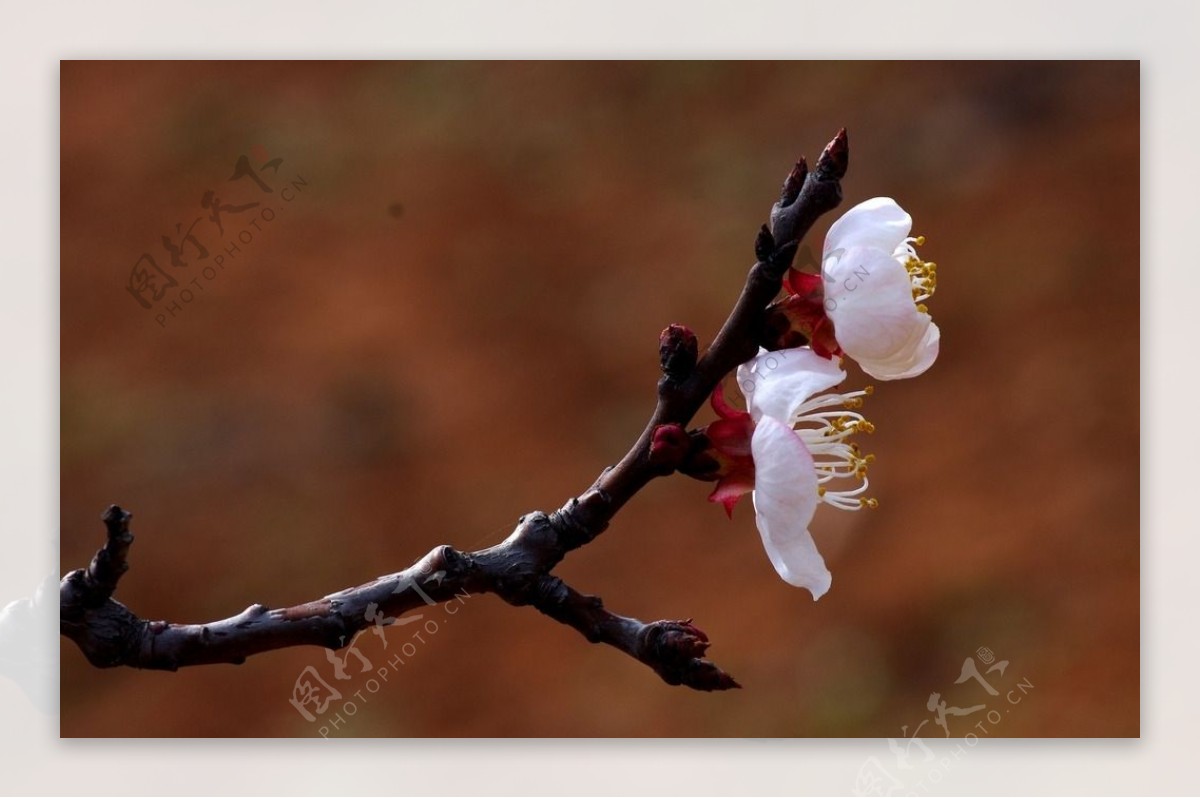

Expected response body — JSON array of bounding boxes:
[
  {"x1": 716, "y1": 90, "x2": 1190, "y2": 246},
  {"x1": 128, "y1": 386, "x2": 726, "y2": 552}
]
[{"x1": 60, "y1": 61, "x2": 1139, "y2": 737}]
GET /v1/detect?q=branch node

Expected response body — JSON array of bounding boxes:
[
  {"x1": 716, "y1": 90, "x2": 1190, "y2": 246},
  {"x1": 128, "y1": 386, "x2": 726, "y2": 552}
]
[
  {"x1": 432, "y1": 544, "x2": 472, "y2": 578},
  {"x1": 550, "y1": 499, "x2": 607, "y2": 552},
  {"x1": 762, "y1": 240, "x2": 800, "y2": 280}
]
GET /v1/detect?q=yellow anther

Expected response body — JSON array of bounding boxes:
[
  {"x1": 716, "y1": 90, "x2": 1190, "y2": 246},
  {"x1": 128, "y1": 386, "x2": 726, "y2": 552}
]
[
  {"x1": 863, "y1": 385, "x2": 874, "y2": 395},
  {"x1": 860, "y1": 497, "x2": 879, "y2": 509},
  {"x1": 914, "y1": 235, "x2": 926, "y2": 246},
  {"x1": 844, "y1": 397, "x2": 863, "y2": 409},
  {"x1": 817, "y1": 486, "x2": 826, "y2": 497},
  {"x1": 917, "y1": 303, "x2": 929, "y2": 314},
  {"x1": 858, "y1": 420, "x2": 876, "y2": 434}
]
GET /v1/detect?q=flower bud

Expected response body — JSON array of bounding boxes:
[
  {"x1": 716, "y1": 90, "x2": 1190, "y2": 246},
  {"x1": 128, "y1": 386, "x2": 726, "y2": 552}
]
[
  {"x1": 658, "y1": 324, "x2": 698, "y2": 380},
  {"x1": 816, "y1": 127, "x2": 848, "y2": 179},
  {"x1": 779, "y1": 157, "x2": 807, "y2": 207},
  {"x1": 754, "y1": 224, "x2": 775, "y2": 263},
  {"x1": 648, "y1": 423, "x2": 690, "y2": 472}
]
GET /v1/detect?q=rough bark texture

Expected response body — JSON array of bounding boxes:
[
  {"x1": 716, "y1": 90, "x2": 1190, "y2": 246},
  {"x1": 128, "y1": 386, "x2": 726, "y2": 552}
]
[{"x1": 60, "y1": 131, "x2": 848, "y2": 691}]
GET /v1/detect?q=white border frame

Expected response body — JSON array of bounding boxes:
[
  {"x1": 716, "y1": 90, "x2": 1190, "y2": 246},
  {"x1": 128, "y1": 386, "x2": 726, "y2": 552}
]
[{"x1": 4, "y1": 1, "x2": 1190, "y2": 794}]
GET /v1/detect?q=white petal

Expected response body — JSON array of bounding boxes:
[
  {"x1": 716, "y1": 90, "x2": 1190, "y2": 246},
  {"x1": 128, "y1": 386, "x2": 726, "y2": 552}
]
[
  {"x1": 749, "y1": 416, "x2": 829, "y2": 599},
  {"x1": 737, "y1": 346, "x2": 846, "y2": 424},
  {"x1": 824, "y1": 197, "x2": 912, "y2": 261},
  {"x1": 825, "y1": 246, "x2": 933, "y2": 377},
  {"x1": 856, "y1": 321, "x2": 940, "y2": 381}
]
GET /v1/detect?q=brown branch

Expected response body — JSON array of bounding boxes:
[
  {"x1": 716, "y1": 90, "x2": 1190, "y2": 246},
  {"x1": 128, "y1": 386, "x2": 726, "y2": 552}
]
[{"x1": 60, "y1": 131, "x2": 848, "y2": 691}]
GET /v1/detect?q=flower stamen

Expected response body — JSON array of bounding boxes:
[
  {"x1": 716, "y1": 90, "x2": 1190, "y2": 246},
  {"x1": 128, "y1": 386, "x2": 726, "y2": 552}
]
[
  {"x1": 791, "y1": 386, "x2": 878, "y2": 512},
  {"x1": 899, "y1": 235, "x2": 938, "y2": 306}
]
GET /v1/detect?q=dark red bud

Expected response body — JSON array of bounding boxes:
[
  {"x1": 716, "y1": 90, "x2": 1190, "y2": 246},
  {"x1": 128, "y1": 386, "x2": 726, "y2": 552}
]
[
  {"x1": 101, "y1": 504, "x2": 132, "y2": 534},
  {"x1": 649, "y1": 423, "x2": 690, "y2": 472},
  {"x1": 816, "y1": 128, "x2": 848, "y2": 179},
  {"x1": 779, "y1": 156, "x2": 808, "y2": 207},
  {"x1": 754, "y1": 224, "x2": 775, "y2": 263},
  {"x1": 642, "y1": 619, "x2": 742, "y2": 691},
  {"x1": 659, "y1": 324, "x2": 698, "y2": 380},
  {"x1": 645, "y1": 619, "x2": 709, "y2": 659}
]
